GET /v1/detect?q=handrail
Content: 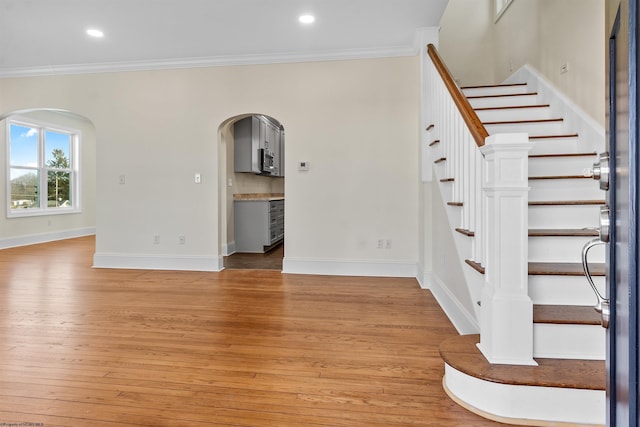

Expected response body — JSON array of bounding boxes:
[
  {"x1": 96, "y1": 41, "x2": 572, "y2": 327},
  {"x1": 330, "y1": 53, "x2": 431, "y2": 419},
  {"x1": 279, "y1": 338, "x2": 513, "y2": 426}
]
[{"x1": 427, "y1": 44, "x2": 489, "y2": 147}]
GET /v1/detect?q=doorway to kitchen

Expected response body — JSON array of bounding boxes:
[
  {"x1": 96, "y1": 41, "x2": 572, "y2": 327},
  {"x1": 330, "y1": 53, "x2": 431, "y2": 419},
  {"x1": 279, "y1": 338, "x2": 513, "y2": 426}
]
[{"x1": 218, "y1": 114, "x2": 285, "y2": 271}]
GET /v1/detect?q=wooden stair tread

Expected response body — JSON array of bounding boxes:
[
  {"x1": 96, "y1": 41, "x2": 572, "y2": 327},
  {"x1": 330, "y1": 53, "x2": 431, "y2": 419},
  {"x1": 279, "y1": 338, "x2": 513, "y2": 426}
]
[
  {"x1": 529, "y1": 133, "x2": 579, "y2": 140},
  {"x1": 529, "y1": 262, "x2": 605, "y2": 276},
  {"x1": 464, "y1": 261, "x2": 604, "y2": 276},
  {"x1": 529, "y1": 228, "x2": 599, "y2": 237},
  {"x1": 530, "y1": 152, "x2": 596, "y2": 158},
  {"x1": 455, "y1": 228, "x2": 474, "y2": 237},
  {"x1": 461, "y1": 83, "x2": 527, "y2": 90},
  {"x1": 465, "y1": 259, "x2": 485, "y2": 274},
  {"x1": 440, "y1": 178, "x2": 455, "y2": 182},
  {"x1": 447, "y1": 202, "x2": 463, "y2": 207},
  {"x1": 467, "y1": 92, "x2": 538, "y2": 99},
  {"x1": 474, "y1": 104, "x2": 550, "y2": 111},
  {"x1": 426, "y1": 124, "x2": 435, "y2": 131},
  {"x1": 529, "y1": 175, "x2": 591, "y2": 180},
  {"x1": 434, "y1": 157, "x2": 446, "y2": 164},
  {"x1": 534, "y1": 304, "x2": 602, "y2": 325},
  {"x1": 439, "y1": 334, "x2": 605, "y2": 390},
  {"x1": 529, "y1": 200, "x2": 605, "y2": 206},
  {"x1": 429, "y1": 139, "x2": 441, "y2": 147},
  {"x1": 483, "y1": 118, "x2": 563, "y2": 125}
]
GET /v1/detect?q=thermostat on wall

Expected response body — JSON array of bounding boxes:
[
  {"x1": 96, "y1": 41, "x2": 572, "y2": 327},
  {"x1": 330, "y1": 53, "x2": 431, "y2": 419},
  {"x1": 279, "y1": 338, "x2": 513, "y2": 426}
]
[{"x1": 298, "y1": 161, "x2": 310, "y2": 171}]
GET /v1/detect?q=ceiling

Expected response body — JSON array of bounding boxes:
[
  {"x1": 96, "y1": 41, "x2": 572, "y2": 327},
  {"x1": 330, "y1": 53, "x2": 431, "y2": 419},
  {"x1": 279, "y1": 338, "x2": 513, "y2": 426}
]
[{"x1": 0, "y1": 0, "x2": 448, "y2": 77}]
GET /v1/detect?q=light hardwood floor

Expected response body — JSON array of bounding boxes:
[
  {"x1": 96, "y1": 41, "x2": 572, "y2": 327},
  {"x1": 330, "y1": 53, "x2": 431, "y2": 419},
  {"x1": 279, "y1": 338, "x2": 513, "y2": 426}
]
[{"x1": 0, "y1": 236, "x2": 512, "y2": 426}]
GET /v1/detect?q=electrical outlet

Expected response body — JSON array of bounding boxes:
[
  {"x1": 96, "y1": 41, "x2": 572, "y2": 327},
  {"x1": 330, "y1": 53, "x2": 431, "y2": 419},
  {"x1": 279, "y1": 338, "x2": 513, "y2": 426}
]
[
  {"x1": 377, "y1": 239, "x2": 384, "y2": 249},
  {"x1": 153, "y1": 234, "x2": 160, "y2": 245},
  {"x1": 385, "y1": 239, "x2": 392, "y2": 249},
  {"x1": 119, "y1": 175, "x2": 126, "y2": 185},
  {"x1": 560, "y1": 63, "x2": 569, "y2": 74},
  {"x1": 178, "y1": 234, "x2": 185, "y2": 245}
]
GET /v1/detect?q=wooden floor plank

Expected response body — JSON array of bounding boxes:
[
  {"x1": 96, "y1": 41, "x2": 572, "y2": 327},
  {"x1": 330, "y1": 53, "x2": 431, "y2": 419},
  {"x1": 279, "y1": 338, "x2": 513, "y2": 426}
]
[{"x1": 0, "y1": 236, "x2": 511, "y2": 426}]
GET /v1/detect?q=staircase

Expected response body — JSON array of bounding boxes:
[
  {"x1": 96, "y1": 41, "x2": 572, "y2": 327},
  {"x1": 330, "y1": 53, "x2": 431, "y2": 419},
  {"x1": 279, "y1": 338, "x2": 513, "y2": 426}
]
[{"x1": 431, "y1": 80, "x2": 607, "y2": 425}]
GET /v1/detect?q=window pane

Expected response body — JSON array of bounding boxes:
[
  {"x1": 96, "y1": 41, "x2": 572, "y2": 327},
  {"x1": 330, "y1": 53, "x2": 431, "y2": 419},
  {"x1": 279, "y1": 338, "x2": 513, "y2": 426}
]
[
  {"x1": 47, "y1": 171, "x2": 72, "y2": 208},
  {"x1": 45, "y1": 130, "x2": 71, "y2": 169},
  {"x1": 10, "y1": 168, "x2": 39, "y2": 209},
  {"x1": 9, "y1": 123, "x2": 39, "y2": 167}
]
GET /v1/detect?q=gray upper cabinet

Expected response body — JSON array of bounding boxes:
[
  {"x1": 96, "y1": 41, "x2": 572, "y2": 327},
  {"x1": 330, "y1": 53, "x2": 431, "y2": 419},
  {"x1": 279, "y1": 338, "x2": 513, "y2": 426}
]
[
  {"x1": 234, "y1": 115, "x2": 285, "y2": 177},
  {"x1": 234, "y1": 116, "x2": 262, "y2": 174}
]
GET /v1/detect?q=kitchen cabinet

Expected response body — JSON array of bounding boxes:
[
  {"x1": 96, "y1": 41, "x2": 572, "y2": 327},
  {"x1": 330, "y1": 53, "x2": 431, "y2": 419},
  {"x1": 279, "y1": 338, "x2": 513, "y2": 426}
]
[
  {"x1": 234, "y1": 199, "x2": 284, "y2": 253},
  {"x1": 234, "y1": 115, "x2": 284, "y2": 177},
  {"x1": 233, "y1": 116, "x2": 262, "y2": 174}
]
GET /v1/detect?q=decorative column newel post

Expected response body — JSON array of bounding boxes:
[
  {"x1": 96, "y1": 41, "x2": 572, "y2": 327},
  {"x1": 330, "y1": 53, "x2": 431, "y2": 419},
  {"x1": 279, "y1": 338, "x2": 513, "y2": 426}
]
[{"x1": 477, "y1": 133, "x2": 537, "y2": 366}]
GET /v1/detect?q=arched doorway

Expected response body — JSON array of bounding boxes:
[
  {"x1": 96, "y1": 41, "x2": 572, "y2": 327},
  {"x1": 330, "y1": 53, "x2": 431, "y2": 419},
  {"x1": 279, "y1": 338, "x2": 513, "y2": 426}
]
[
  {"x1": 218, "y1": 114, "x2": 285, "y2": 270},
  {"x1": 1, "y1": 108, "x2": 97, "y2": 249}
]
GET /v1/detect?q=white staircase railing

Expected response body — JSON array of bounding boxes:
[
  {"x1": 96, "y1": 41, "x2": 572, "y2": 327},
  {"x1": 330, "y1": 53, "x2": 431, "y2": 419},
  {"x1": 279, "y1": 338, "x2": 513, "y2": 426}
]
[{"x1": 425, "y1": 44, "x2": 536, "y2": 365}]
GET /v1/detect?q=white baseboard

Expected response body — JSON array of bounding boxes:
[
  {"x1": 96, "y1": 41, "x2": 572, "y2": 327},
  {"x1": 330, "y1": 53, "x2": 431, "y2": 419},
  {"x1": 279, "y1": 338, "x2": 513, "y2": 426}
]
[
  {"x1": 422, "y1": 272, "x2": 479, "y2": 334},
  {"x1": 223, "y1": 241, "x2": 236, "y2": 256},
  {"x1": 0, "y1": 227, "x2": 96, "y2": 249},
  {"x1": 282, "y1": 257, "x2": 417, "y2": 277},
  {"x1": 93, "y1": 253, "x2": 224, "y2": 272}
]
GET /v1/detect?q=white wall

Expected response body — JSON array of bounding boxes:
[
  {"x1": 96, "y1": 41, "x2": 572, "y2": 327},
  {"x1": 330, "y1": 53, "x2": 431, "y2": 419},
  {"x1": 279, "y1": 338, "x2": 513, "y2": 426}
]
[
  {"x1": 438, "y1": 0, "x2": 496, "y2": 86},
  {"x1": 439, "y1": 0, "x2": 605, "y2": 126},
  {"x1": 0, "y1": 110, "x2": 96, "y2": 247},
  {"x1": 0, "y1": 57, "x2": 420, "y2": 275}
]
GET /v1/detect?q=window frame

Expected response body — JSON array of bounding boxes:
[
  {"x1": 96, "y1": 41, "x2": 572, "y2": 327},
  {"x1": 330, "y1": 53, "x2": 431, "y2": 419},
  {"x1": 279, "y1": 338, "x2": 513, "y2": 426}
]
[
  {"x1": 495, "y1": 0, "x2": 514, "y2": 22},
  {"x1": 6, "y1": 115, "x2": 81, "y2": 218}
]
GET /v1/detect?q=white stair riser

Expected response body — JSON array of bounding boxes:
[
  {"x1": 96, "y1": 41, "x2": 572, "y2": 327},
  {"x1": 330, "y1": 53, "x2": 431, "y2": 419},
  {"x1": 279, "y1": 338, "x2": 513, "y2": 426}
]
[
  {"x1": 529, "y1": 179, "x2": 603, "y2": 202},
  {"x1": 467, "y1": 94, "x2": 539, "y2": 109},
  {"x1": 529, "y1": 235, "x2": 605, "y2": 262},
  {"x1": 530, "y1": 137, "x2": 582, "y2": 155},
  {"x1": 462, "y1": 85, "x2": 529, "y2": 97},
  {"x1": 444, "y1": 364, "x2": 606, "y2": 426},
  {"x1": 475, "y1": 106, "x2": 553, "y2": 123},
  {"x1": 484, "y1": 121, "x2": 565, "y2": 135},
  {"x1": 533, "y1": 323, "x2": 605, "y2": 360},
  {"x1": 529, "y1": 275, "x2": 606, "y2": 306},
  {"x1": 529, "y1": 204, "x2": 601, "y2": 229},
  {"x1": 529, "y1": 156, "x2": 597, "y2": 176}
]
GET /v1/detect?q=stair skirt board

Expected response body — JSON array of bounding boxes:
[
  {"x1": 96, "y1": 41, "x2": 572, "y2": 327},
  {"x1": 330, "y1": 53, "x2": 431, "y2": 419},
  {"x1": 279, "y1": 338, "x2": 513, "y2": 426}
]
[
  {"x1": 533, "y1": 323, "x2": 605, "y2": 360},
  {"x1": 444, "y1": 364, "x2": 605, "y2": 427}
]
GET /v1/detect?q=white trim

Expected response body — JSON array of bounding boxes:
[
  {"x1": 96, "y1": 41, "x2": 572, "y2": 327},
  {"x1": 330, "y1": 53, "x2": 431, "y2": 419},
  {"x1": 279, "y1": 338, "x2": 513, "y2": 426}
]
[
  {"x1": 0, "y1": 227, "x2": 95, "y2": 249},
  {"x1": 93, "y1": 252, "x2": 224, "y2": 272},
  {"x1": 422, "y1": 272, "x2": 480, "y2": 334},
  {"x1": 444, "y1": 364, "x2": 605, "y2": 426},
  {"x1": 494, "y1": 0, "x2": 515, "y2": 22},
  {"x1": 282, "y1": 257, "x2": 417, "y2": 278},
  {"x1": 0, "y1": 46, "x2": 419, "y2": 79},
  {"x1": 222, "y1": 241, "x2": 236, "y2": 257}
]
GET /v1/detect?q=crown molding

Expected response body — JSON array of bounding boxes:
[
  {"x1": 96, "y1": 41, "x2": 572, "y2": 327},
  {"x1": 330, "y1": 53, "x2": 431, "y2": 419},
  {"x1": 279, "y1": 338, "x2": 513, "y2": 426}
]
[{"x1": 0, "y1": 46, "x2": 418, "y2": 79}]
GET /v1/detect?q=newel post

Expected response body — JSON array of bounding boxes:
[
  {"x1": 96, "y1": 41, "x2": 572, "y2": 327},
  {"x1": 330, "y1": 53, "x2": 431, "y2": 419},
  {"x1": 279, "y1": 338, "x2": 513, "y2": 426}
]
[{"x1": 477, "y1": 133, "x2": 537, "y2": 366}]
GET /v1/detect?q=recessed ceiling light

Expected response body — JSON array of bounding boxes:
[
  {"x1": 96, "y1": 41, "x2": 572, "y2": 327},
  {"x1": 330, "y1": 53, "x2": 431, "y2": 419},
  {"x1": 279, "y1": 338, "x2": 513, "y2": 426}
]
[
  {"x1": 299, "y1": 14, "x2": 315, "y2": 24},
  {"x1": 86, "y1": 28, "x2": 104, "y2": 38}
]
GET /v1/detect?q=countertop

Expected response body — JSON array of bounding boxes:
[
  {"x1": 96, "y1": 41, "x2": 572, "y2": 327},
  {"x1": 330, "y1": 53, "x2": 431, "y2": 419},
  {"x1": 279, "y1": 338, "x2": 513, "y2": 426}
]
[{"x1": 233, "y1": 193, "x2": 284, "y2": 201}]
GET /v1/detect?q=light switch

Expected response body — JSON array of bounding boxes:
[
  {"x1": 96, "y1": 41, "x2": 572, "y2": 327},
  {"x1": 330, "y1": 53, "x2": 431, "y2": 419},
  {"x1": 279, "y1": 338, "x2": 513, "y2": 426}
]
[{"x1": 298, "y1": 161, "x2": 309, "y2": 171}]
